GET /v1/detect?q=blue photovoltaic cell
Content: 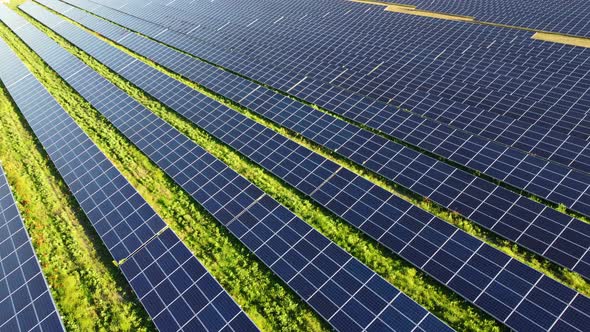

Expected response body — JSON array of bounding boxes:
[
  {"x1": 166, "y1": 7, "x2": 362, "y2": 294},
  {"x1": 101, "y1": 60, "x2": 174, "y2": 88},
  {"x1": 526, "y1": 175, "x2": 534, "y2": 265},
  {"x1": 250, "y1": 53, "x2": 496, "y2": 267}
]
[
  {"x1": 0, "y1": 8, "x2": 257, "y2": 331},
  {"x1": 0, "y1": 163, "x2": 65, "y2": 332},
  {"x1": 36, "y1": 0, "x2": 590, "y2": 282},
  {"x1": 28, "y1": 2, "x2": 590, "y2": 331},
  {"x1": 3, "y1": 5, "x2": 451, "y2": 331}
]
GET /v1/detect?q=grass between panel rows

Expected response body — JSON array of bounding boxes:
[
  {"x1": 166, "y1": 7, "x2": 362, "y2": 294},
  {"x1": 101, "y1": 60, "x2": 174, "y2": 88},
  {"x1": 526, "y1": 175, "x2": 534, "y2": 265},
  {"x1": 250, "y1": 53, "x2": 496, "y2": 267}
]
[
  {"x1": 3, "y1": 6, "x2": 329, "y2": 332},
  {"x1": 49, "y1": 2, "x2": 590, "y2": 301},
  {"x1": 20, "y1": 6, "x2": 512, "y2": 332}
]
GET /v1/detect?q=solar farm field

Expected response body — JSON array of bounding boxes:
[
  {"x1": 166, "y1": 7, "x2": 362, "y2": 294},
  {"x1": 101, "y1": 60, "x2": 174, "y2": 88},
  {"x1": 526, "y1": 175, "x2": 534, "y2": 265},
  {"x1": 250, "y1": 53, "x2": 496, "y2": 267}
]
[{"x1": 0, "y1": 0, "x2": 589, "y2": 331}]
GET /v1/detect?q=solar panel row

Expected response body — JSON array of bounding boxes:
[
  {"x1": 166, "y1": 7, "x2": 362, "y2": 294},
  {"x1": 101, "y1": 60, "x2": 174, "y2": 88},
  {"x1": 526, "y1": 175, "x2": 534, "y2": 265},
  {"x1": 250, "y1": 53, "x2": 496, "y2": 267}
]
[
  {"x1": 24, "y1": 2, "x2": 590, "y2": 331},
  {"x1": 0, "y1": 161, "x2": 64, "y2": 332},
  {"x1": 2, "y1": 7, "x2": 452, "y2": 331},
  {"x1": 380, "y1": 0, "x2": 590, "y2": 37},
  {"x1": 0, "y1": 9, "x2": 258, "y2": 332},
  {"x1": 64, "y1": 0, "x2": 590, "y2": 222},
  {"x1": 134, "y1": 2, "x2": 587, "y2": 143},
  {"x1": 93, "y1": 0, "x2": 590, "y2": 142},
  {"x1": 37, "y1": 0, "x2": 590, "y2": 283}
]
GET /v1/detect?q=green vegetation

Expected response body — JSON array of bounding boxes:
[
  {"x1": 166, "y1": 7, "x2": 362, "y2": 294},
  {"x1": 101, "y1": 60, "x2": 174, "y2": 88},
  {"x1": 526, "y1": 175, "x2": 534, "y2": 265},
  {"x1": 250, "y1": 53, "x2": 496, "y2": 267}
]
[{"x1": 20, "y1": 6, "x2": 507, "y2": 332}]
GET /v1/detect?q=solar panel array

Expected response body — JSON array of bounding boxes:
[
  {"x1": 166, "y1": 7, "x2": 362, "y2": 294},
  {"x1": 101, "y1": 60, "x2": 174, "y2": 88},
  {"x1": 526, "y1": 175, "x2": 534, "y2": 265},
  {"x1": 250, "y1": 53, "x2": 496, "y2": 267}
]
[
  {"x1": 3, "y1": 0, "x2": 590, "y2": 330},
  {"x1": 380, "y1": 0, "x2": 590, "y2": 37},
  {"x1": 0, "y1": 160, "x2": 64, "y2": 332},
  {"x1": 0, "y1": 7, "x2": 165, "y2": 264},
  {"x1": 56, "y1": 1, "x2": 590, "y2": 183},
  {"x1": 86, "y1": 0, "x2": 590, "y2": 134},
  {"x1": 23, "y1": 2, "x2": 590, "y2": 331},
  {"x1": 36, "y1": 0, "x2": 590, "y2": 282},
  {"x1": 62, "y1": 0, "x2": 590, "y2": 221},
  {"x1": 0, "y1": 8, "x2": 258, "y2": 332},
  {"x1": 2, "y1": 5, "x2": 453, "y2": 331}
]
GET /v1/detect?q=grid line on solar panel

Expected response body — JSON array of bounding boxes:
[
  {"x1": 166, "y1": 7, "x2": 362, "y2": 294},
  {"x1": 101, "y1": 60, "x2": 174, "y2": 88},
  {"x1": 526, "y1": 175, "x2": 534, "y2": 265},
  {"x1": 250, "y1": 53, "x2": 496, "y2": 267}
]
[
  {"x1": 36, "y1": 0, "x2": 590, "y2": 281},
  {"x1": 86, "y1": 0, "x2": 590, "y2": 143},
  {"x1": 26, "y1": 3, "x2": 590, "y2": 331},
  {"x1": 0, "y1": 10, "x2": 260, "y2": 331},
  {"x1": 59, "y1": 0, "x2": 590, "y2": 222},
  {"x1": 1, "y1": 7, "x2": 451, "y2": 331},
  {"x1": 0, "y1": 162, "x2": 65, "y2": 332}
]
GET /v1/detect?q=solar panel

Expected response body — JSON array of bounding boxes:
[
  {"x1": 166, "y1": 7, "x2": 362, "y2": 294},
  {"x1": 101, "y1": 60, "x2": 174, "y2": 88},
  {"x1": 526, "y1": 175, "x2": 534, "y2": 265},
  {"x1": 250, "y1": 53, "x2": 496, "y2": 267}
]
[
  {"x1": 35, "y1": 0, "x2": 590, "y2": 282},
  {"x1": 0, "y1": 162, "x2": 65, "y2": 332},
  {"x1": 26, "y1": 2, "x2": 590, "y2": 331},
  {"x1": 2, "y1": 6, "x2": 451, "y2": 331},
  {"x1": 0, "y1": 9, "x2": 258, "y2": 332},
  {"x1": 120, "y1": 228, "x2": 258, "y2": 331}
]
